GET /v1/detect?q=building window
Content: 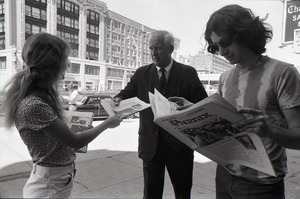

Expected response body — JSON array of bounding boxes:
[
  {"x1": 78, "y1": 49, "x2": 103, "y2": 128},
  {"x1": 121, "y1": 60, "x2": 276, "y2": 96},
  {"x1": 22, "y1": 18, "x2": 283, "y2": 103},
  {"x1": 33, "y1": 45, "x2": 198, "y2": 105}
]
[
  {"x1": 88, "y1": 10, "x2": 99, "y2": 22},
  {"x1": 85, "y1": 65, "x2": 100, "y2": 75},
  {"x1": 65, "y1": 17, "x2": 70, "y2": 27},
  {"x1": 32, "y1": 24, "x2": 40, "y2": 34},
  {"x1": 56, "y1": 30, "x2": 78, "y2": 57},
  {"x1": 0, "y1": 21, "x2": 4, "y2": 32},
  {"x1": 33, "y1": 0, "x2": 46, "y2": 3},
  {"x1": 0, "y1": 57, "x2": 6, "y2": 69},
  {"x1": 25, "y1": 5, "x2": 31, "y2": 17},
  {"x1": 86, "y1": 38, "x2": 99, "y2": 48},
  {"x1": 66, "y1": 63, "x2": 80, "y2": 74},
  {"x1": 0, "y1": 37, "x2": 4, "y2": 49},
  {"x1": 87, "y1": 24, "x2": 99, "y2": 34},
  {"x1": 57, "y1": 15, "x2": 79, "y2": 29},
  {"x1": 25, "y1": 23, "x2": 31, "y2": 34},
  {"x1": 57, "y1": 0, "x2": 79, "y2": 15},
  {"x1": 73, "y1": 4, "x2": 79, "y2": 14},
  {"x1": 41, "y1": 10, "x2": 46, "y2": 20},
  {"x1": 0, "y1": 1, "x2": 4, "y2": 15},
  {"x1": 57, "y1": 30, "x2": 78, "y2": 44},
  {"x1": 90, "y1": 11, "x2": 95, "y2": 20},
  {"x1": 57, "y1": 0, "x2": 62, "y2": 9},
  {"x1": 107, "y1": 80, "x2": 122, "y2": 91},
  {"x1": 71, "y1": 49, "x2": 78, "y2": 58},
  {"x1": 25, "y1": 5, "x2": 47, "y2": 20},
  {"x1": 25, "y1": 23, "x2": 46, "y2": 35},
  {"x1": 107, "y1": 68, "x2": 124, "y2": 78},
  {"x1": 32, "y1": 7, "x2": 40, "y2": 19},
  {"x1": 57, "y1": 15, "x2": 61, "y2": 24},
  {"x1": 86, "y1": 51, "x2": 98, "y2": 61},
  {"x1": 65, "y1": 1, "x2": 71, "y2": 12}
]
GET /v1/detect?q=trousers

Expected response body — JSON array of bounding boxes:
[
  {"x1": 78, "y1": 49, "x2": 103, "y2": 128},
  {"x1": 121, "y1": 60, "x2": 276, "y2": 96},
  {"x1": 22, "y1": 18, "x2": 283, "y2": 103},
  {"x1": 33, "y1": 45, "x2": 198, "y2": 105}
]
[
  {"x1": 23, "y1": 163, "x2": 76, "y2": 198},
  {"x1": 143, "y1": 130, "x2": 194, "y2": 199},
  {"x1": 216, "y1": 164, "x2": 285, "y2": 199}
]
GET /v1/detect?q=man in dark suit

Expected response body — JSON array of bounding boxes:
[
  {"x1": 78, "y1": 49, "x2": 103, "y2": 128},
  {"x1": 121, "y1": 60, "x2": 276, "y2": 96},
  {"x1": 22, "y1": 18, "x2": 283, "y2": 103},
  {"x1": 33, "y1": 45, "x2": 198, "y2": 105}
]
[{"x1": 114, "y1": 30, "x2": 207, "y2": 199}]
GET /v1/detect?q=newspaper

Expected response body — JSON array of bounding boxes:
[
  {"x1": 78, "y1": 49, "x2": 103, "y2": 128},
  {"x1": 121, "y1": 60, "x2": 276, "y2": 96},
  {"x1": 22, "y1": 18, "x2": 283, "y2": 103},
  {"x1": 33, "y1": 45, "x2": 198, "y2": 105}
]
[
  {"x1": 101, "y1": 97, "x2": 151, "y2": 119},
  {"x1": 65, "y1": 111, "x2": 94, "y2": 153},
  {"x1": 149, "y1": 89, "x2": 276, "y2": 176}
]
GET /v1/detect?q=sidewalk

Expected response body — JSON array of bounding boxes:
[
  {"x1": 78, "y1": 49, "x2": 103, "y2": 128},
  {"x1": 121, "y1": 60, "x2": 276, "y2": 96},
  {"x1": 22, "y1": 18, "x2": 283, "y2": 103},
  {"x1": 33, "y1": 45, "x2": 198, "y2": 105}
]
[{"x1": 0, "y1": 119, "x2": 299, "y2": 198}]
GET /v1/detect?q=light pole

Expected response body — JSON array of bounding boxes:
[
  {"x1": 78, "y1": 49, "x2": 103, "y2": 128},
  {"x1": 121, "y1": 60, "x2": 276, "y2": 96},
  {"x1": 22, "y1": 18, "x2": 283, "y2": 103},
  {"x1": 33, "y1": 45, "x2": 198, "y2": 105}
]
[{"x1": 126, "y1": 36, "x2": 139, "y2": 67}]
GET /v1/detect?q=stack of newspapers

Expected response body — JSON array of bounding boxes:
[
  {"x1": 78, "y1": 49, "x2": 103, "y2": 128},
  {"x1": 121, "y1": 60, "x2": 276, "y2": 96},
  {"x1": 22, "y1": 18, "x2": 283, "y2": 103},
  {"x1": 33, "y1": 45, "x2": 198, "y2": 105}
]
[{"x1": 65, "y1": 111, "x2": 94, "y2": 153}]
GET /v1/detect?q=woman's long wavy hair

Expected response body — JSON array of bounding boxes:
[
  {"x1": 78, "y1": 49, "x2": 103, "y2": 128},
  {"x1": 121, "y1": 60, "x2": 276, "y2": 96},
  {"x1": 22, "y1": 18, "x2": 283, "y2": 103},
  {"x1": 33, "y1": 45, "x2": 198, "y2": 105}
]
[
  {"x1": 204, "y1": 4, "x2": 273, "y2": 55},
  {"x1": 1, "y1": 33, "x2": 70, "y2": 128}
]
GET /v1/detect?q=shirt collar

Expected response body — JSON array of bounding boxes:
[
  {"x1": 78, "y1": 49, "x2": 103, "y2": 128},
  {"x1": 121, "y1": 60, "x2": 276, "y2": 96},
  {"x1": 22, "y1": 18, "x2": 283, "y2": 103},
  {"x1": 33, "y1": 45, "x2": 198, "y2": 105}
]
[{"x1": 156, "y1": 59, "x2": 173, "y2": 73}]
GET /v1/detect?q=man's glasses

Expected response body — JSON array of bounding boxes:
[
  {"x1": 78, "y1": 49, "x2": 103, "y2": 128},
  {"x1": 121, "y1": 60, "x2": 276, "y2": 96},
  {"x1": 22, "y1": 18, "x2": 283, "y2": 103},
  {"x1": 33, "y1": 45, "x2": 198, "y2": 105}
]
[{"x1": 208, "y1": 37, "x2": 234, "y2": 54}]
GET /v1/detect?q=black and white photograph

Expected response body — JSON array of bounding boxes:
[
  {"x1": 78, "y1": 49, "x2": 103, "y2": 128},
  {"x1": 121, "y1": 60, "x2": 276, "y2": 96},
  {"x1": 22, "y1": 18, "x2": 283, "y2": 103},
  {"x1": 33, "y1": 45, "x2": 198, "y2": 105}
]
[{"x1": 0, "y1": 0, "x2": 299, "y2": 198}]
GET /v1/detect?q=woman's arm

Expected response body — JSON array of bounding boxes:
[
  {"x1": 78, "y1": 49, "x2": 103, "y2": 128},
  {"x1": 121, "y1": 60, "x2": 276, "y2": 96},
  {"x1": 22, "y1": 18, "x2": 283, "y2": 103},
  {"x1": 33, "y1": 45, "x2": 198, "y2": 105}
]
[{"x1": 43, "y1": 116, "x2": 121, "y2": 149}]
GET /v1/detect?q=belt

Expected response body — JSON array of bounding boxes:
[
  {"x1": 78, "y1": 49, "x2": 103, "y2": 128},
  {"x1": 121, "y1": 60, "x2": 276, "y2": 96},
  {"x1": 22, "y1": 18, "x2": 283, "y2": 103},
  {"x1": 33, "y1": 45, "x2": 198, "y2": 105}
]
[{"x1": 33, "y1": 163, "x2": 76, "y2": 177}]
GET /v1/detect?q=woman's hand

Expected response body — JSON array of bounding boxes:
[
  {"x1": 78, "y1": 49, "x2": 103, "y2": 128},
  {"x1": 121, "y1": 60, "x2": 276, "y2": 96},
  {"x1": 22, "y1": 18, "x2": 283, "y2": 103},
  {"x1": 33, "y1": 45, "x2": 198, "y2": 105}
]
[{"x1": 104, "y1": 115, "x2": 122, "y2": 128}]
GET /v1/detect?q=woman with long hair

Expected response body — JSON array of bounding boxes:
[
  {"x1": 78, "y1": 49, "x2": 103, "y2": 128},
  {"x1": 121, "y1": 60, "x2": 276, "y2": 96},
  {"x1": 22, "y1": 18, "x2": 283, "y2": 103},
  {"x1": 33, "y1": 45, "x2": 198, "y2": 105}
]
[{"x1": 1, "y1": 32, "x2": 121, "y2": 198}]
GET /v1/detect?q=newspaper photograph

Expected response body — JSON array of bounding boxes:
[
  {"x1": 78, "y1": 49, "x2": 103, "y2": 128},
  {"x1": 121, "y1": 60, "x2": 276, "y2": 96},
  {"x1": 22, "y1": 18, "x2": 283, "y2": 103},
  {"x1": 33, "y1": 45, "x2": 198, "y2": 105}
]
[{"x1": 65, "y1": 111, "x2": 94, "y2": 153}]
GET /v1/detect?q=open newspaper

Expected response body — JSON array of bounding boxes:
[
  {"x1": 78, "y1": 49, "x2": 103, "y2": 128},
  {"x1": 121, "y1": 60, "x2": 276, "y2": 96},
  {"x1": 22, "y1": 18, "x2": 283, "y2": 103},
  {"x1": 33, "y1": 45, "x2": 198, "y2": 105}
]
[
  {"x1": 65, "y1": 111, "x2": 94, "y2": 153},
  {"x1": 149, "y1": 89, "x2": 275, "y2": 176},
  {"x1": 101, "y1": 97, "x2": 151, "y2": 119}
]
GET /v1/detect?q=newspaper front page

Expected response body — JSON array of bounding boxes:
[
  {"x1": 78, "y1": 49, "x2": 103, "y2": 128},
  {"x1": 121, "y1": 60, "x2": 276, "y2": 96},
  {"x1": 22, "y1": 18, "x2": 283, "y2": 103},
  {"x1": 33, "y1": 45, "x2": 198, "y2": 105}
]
[
  {"x1": 65, "y1": 111, "x2": 94, "y2": 153},
  {"x1": 149, "y1": 89, "x2": 275, "y2": 176},
  {"x1": 101, "y1": 97, "x2": 150, "y2": 119}
]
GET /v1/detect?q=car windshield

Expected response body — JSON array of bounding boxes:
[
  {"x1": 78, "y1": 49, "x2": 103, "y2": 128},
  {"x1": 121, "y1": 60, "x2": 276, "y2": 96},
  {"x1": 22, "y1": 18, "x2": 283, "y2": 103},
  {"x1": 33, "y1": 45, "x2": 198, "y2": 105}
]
[
  {"x1": 101, "y1": 96, "x2": 112, "y2": 100},
  {"x1": 80, "y1": 95, "x2": 112, "y2": 104},
  {"x1": 78, "y1": 96, "x2": 87, "y2": 105}
]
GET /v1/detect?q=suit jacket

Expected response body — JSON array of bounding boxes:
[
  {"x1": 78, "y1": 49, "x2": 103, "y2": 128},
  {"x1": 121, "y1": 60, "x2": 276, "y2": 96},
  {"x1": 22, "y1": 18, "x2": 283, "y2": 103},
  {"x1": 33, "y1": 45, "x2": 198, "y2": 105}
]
[{"x1": 115, "y1": 60, "x2": 207, "y2": 161}]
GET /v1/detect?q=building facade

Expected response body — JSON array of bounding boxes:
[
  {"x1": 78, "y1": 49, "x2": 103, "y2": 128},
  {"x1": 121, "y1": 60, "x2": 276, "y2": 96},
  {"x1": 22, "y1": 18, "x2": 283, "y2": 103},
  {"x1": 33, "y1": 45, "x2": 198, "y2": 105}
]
[
  {"x1": 189, "y1": 50, "x2": 234, "y2": 94},
  {"x1": 0, "y1": 0, "x2": 181, "y2": 92},
  {"x1": 190, "y1": 50, "x2": 234, "y2": 75},
  {"x1": 0, "y1": 0, "x2": 243, "y2": 94}
]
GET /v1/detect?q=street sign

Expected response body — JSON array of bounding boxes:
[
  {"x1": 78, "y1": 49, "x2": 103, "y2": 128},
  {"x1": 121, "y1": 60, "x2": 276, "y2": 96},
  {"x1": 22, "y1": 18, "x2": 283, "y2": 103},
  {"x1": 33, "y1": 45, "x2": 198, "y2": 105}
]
[
  {"x1": 293, "y1": 29, "x2": 300, "y2": 53},
  {"x1": 283, "y1": 0, "x2": 300, "y2": 43}
]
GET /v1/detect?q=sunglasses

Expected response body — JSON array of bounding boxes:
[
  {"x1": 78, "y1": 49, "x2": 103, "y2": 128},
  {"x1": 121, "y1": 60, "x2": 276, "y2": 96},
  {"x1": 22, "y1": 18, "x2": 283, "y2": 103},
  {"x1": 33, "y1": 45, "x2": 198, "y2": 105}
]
[{"x1": 208, "y1": 37, "x2": 234, "y2": 54}]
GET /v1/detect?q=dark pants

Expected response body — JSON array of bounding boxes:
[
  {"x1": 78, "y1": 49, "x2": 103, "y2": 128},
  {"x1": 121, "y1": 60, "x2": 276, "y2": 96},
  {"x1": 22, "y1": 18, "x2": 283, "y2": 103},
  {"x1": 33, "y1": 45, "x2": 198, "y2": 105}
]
[
  {"x1": 216, "y1": 165, "x2": 285, "y2": 199},
  {"x1": 143, "y1": 130, "x2": 194, "y2": 199}
]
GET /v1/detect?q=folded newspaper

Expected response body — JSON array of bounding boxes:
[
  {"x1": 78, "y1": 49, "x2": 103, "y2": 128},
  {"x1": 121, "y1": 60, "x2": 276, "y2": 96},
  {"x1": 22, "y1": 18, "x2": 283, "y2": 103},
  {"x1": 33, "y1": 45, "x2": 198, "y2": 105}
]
[
  {"x1": 65, "y1": 111, "x2": 94, "y2": 153},
  {"x1": 101, "y1": 97, "x2": 151, "y2": 119},
  {"x1": 149, "y1": 89, "x2": 276, "y2": 176}
]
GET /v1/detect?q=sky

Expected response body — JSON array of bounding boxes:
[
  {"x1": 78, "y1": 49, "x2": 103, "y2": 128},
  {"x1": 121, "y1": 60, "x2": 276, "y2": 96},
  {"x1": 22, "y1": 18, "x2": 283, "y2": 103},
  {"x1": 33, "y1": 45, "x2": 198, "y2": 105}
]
[{"x1": 101, "y1": 0, "x2": 299, "y2": 66}]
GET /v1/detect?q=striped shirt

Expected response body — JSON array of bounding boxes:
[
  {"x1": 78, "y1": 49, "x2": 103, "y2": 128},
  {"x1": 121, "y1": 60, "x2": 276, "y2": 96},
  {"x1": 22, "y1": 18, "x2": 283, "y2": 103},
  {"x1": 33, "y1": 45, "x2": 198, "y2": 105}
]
[{"x1": 218, "y1": 55, "x2": 300, "y2": 184}]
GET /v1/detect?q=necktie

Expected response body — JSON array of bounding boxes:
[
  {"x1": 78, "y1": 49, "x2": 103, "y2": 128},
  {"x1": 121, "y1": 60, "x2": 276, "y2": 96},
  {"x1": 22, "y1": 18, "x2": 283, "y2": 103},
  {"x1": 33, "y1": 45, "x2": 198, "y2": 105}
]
[{"x1": 159, "y1": 68, "x2": 166, "y2": 90}]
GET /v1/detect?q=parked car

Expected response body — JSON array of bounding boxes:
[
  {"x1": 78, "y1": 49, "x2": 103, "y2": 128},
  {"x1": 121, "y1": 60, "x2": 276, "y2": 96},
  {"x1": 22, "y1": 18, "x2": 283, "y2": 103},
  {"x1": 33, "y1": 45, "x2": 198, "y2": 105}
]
[
  {"x1": 60, "y1": 93, "x2": 139, "y2": 120},
  {"x1": 75, "y1": 94, "x2": 112, "y2": 120},
  {"x1": 59, "y1": 95, "x2": 70, "y2": 110}
]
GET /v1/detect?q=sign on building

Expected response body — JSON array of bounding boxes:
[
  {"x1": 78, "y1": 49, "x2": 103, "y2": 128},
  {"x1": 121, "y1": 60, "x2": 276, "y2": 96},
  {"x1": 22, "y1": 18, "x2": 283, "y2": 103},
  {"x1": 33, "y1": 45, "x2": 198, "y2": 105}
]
[
  {"x1": 283, "y1": 0, "x2": 300, "y2": 43},
  {"x1": 294, "y1": 29, "x2": 300, "y2": 53}
]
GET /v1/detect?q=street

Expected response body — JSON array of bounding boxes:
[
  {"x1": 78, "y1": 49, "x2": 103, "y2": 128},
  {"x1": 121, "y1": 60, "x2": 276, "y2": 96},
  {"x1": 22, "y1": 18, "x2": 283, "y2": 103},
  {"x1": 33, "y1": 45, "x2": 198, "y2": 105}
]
[{"x1": 0, "y1": 118, "x2": 216, "y2": 198}]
